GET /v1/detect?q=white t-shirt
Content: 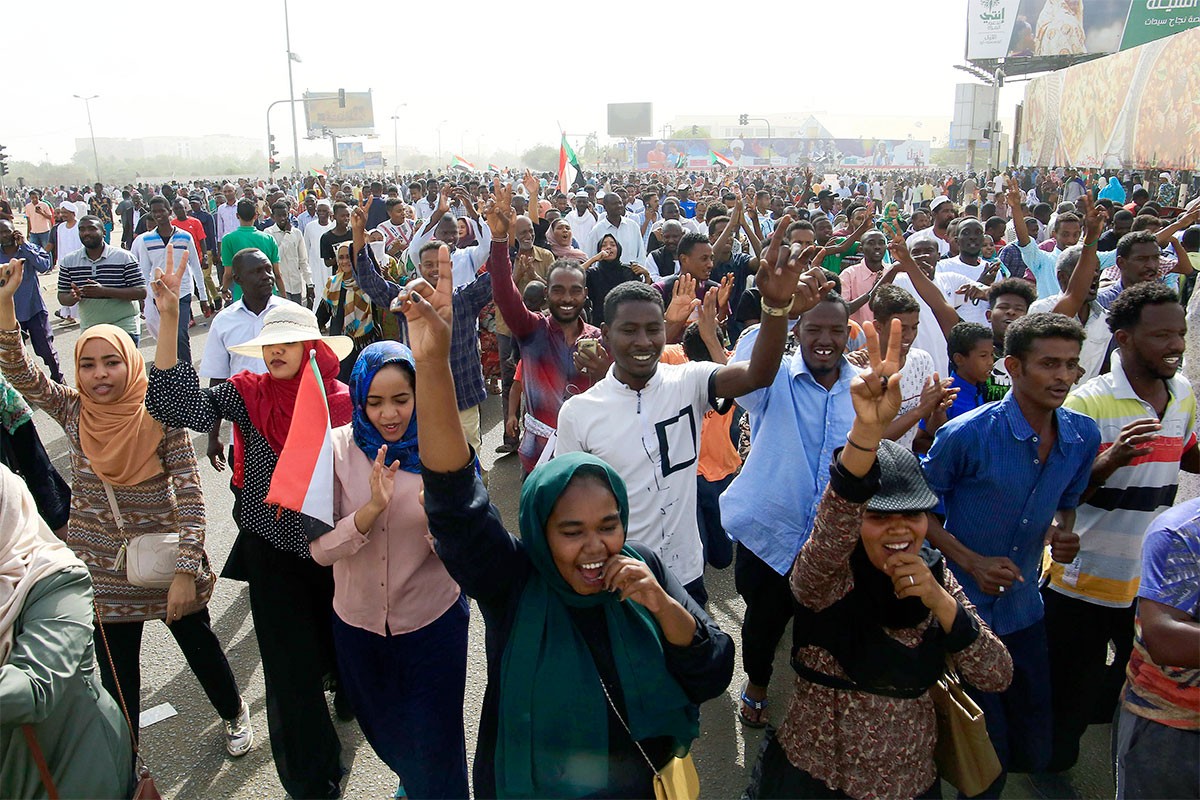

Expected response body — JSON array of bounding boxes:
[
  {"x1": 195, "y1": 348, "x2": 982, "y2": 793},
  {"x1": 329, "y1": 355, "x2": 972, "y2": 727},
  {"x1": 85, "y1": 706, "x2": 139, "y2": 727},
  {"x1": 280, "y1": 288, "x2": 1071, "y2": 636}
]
[
  {"x1": 554, "y1": 361, "x2": 720, "y2": 586},
  {"x1": 894, "y1": 348, "x2": 935, "y2": 450},
  {"x1": 303, "y1": 219, "x2": 335, "y2": 286},
  {"x1": 936, "y1": 256, "x2": 989, "y2": 325}
]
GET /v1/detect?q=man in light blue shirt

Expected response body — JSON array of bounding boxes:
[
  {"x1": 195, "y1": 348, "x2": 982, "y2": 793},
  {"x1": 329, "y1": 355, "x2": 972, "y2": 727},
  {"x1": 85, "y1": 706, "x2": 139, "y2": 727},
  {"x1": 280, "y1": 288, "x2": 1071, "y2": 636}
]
[
  {"x1": 720, "y1": 294, "x2": 857, "y2": 725},
  {"x1": 1005, "y1": 180, "x2": 1115, "y2": 297}
]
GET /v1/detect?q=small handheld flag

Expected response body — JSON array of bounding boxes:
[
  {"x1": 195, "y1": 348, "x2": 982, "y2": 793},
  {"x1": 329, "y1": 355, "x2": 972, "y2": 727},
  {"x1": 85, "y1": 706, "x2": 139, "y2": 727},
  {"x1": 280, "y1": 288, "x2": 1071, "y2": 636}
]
[{"x1": 265, "y1": 351, "x2": 335, "y2": 538}]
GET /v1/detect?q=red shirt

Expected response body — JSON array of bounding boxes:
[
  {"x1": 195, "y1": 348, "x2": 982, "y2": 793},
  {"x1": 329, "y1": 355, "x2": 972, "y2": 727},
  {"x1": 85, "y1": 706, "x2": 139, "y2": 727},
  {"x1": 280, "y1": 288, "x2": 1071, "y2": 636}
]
[{"x1": 171, "y1": 216, "x2": 206, "y2": 249}]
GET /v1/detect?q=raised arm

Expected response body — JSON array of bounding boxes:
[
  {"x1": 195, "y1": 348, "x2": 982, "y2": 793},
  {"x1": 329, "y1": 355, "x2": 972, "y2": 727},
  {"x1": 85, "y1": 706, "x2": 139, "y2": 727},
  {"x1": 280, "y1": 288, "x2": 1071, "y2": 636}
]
[
  {"x1": 1054, "y1": 195, "x2": 1102, "y2": 319},
  {"x1": 397, "y1": 243, "x2": 528, "y2": 607},
  {"x1": 0, "y1": 259, "x2": 76, "y2": 424},
  {"x1": 888, "y1": 235, "x2": 961, "y2": 336},
  {"x1": 482, "y1": 182, "x2": 540, "y2": 338},
  {"x1": 712, "y1": 222, "x2": 832, "y2": 398}
]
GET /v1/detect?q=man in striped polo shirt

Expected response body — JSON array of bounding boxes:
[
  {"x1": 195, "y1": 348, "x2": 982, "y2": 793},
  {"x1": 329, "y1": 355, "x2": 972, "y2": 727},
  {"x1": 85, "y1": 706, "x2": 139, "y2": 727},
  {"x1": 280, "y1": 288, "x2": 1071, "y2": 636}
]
[
  {"x1": 1044, "y1": 281, "x2": 1198, "y2": 772},
  {"x1": 56, "y1": 215, "x2": 146, "y2": 340}
]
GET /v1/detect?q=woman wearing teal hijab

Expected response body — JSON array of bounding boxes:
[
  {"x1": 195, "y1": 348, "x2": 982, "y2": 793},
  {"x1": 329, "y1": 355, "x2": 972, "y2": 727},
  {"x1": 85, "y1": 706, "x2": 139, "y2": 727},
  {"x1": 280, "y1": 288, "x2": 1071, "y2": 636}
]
[{"x1": 395, "y1": 243, "x2": 734, "y2": 798}]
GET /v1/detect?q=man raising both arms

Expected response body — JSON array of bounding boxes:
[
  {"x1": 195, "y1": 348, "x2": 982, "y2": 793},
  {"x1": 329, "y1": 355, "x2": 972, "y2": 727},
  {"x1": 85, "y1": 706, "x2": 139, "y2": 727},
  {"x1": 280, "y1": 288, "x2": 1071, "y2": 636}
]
[{"x1": 555, "y1": 221, "x2": 833, "y2": 605}]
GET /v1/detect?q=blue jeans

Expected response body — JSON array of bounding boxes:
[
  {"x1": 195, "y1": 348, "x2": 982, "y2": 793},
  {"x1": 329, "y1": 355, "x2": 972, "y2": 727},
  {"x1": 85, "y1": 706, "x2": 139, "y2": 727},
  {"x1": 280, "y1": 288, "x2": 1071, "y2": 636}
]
[
  {"x1": 27, "y1": 231, "x2": 50, "y2": 249},
  {"x1": 176, "y1": 296, "x2": 193, "y2": 365},
  {"x1": 333, "y1": 595, "x2": 470, "y2": 799},
  {"x1": 963, "y1": 620, "x2": 1052, "y2": 797},
  {"x1": 696, "y1": 473, "x2": 735, "y2": 569}
]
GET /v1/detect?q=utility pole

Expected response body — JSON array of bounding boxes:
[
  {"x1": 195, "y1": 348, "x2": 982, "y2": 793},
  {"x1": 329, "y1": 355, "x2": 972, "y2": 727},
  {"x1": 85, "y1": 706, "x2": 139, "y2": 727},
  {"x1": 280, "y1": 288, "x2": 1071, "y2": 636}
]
[
  {"x1": 283, "y1": 0, "x2": 302, "y2": 179},
  {"x1": 73, "y1": 94, "x2": 101, "y2": 183}
]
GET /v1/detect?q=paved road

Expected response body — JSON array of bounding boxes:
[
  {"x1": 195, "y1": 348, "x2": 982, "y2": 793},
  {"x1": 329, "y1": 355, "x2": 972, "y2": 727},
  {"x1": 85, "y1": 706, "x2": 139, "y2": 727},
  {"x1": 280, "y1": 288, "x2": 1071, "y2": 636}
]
[{"x1": 21, "y1": 261, "x2": 1173, "y2": 798}]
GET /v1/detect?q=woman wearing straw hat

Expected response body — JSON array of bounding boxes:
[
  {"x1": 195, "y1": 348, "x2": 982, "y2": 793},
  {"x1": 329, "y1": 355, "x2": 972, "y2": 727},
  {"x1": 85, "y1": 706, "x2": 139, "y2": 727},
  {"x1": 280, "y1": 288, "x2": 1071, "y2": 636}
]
[{"x1": 146, "y1": 250, "x2": 354, "y2": 799}]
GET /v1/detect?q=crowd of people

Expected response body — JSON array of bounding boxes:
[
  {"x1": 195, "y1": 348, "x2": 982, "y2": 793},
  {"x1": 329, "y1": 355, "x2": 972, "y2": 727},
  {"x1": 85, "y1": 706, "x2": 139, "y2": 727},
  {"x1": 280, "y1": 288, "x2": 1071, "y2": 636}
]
[{"x1": 0, "y1": 161, "x2": 1197, "y2": 800}]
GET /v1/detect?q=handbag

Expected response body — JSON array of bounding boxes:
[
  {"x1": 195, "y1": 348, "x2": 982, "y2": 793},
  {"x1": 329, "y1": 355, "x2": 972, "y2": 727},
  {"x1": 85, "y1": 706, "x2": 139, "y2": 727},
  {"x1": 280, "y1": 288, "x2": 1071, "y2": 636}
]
[
  {"x1": 597, "y1": 677, "x2": 700, "y2": 800},
  {"x1": 102, "y1": 480, "x2": 179, "y2": 589},
  {"x1": 929, "y1": 662, "x2": 1001, "y2": 797},
  {"x1": 94, "y1": 599, "x2": 164, "y2": 800}
]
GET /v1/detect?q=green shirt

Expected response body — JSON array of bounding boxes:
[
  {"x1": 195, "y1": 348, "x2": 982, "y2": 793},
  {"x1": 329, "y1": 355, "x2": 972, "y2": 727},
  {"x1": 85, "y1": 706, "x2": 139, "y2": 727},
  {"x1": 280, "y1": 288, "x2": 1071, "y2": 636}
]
[
  {"x1": 220, "y1": 225, "x2": 279, "y2": 301},
  {"x1": 821, "y1": 237, "x2": 860, "y2": 274}
]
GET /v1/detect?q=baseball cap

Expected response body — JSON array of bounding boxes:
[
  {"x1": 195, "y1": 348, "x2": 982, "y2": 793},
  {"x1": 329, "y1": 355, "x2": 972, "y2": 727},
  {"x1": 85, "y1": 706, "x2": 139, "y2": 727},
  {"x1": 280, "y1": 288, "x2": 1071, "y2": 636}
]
[{"x1": 865, "y1": 440, "x2": 939, "y2": 514}]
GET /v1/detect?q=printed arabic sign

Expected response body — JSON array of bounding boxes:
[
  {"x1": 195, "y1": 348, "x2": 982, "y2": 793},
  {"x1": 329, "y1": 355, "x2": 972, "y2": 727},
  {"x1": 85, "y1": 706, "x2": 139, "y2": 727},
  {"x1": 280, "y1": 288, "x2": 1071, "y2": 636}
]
[{"x1": 966, "y1": 0, "x2": 1200, "y2": 73}]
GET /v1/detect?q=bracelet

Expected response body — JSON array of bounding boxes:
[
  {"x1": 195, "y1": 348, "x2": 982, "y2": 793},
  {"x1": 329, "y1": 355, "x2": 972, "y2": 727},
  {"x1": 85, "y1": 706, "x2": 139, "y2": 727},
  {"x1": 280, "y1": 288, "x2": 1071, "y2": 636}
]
[
  {"x1": 1082, "y1": 240, "x2": 1097, "y2": 249},
  {"x1": 761, "y1": 300, "x2": 791, "y2": 317},
  {"x1": 845, "y1": 435, "x2": 878, "y2": 453}
]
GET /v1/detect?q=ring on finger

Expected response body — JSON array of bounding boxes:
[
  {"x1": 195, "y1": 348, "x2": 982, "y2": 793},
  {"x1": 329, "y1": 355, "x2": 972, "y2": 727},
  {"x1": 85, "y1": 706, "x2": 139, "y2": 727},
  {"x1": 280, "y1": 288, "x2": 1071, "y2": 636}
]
[{"x1": 908, "y1": 575, "x2": 915, "y2": 587}]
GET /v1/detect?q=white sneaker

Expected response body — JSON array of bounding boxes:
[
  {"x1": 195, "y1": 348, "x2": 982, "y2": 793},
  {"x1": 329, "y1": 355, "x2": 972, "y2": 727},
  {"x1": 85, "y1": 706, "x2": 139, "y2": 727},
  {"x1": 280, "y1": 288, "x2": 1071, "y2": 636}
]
[{"x1": 224, "y1": 699, "x2": 254, "y2": 757}]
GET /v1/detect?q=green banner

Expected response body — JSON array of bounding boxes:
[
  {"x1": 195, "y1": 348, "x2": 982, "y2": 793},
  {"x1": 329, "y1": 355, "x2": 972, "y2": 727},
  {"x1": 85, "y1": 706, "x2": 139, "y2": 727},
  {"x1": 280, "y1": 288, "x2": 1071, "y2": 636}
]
[{"x1": 1120, "y1": 0, "x2": 1200, "y2": 49}]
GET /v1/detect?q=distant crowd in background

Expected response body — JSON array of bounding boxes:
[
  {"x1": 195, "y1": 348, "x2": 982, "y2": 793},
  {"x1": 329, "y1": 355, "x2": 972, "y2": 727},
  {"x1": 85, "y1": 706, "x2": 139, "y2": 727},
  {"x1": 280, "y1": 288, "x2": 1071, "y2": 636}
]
[{"x1": 1, "y1": 159, "x2": 1198, "y2": 800}]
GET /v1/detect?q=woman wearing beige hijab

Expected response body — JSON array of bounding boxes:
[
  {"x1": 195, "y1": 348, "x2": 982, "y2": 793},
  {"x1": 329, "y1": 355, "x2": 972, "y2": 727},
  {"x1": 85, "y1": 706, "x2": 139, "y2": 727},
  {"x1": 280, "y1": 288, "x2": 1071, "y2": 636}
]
[
  {"x1": 0, "y1": 257, "x2": 253, "y2": 759},
  {"x1": 0, "y1": 463, "x2": 133, "y2": 799}
]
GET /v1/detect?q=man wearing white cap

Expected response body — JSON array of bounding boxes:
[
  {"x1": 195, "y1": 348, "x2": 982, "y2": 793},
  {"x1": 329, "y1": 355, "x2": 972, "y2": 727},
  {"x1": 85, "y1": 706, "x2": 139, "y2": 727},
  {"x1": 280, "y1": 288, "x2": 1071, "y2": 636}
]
[
  {"x1": 303, "y1": 200, "x2": 335, "y2": 293},
  {"x1": 564, "y1": 190, "x2": 598, "y2": 249}
]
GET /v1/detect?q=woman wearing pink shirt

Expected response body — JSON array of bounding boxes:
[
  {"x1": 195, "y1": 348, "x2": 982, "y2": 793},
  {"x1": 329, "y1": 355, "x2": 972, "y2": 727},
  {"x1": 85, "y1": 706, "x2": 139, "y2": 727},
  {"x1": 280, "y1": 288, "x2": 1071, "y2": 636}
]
[{"x1": 311, "y1": 341, "x2": 468, "y2": 799}]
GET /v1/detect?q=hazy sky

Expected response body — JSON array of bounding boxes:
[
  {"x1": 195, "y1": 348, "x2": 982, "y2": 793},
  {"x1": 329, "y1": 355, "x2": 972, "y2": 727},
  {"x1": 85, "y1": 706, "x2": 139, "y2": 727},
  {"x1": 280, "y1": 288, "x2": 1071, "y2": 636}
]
[{"x1": 3, "y1": 0, "x2": 1023, "y2": 163}]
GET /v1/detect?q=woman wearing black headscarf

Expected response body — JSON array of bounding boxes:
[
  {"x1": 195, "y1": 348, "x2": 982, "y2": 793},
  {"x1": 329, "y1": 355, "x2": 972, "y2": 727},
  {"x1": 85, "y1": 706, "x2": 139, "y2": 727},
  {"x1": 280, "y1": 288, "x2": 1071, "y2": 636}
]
[{"x1": 747, "y1": 319, "x2": 1013, "y2": 800}]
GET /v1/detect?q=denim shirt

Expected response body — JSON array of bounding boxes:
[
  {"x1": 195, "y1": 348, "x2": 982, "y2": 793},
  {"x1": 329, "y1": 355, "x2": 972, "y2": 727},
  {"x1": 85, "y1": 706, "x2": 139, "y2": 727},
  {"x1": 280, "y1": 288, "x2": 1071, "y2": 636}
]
[
  {"x1": 922, "y1": 392, "x2": 1101, "y2": 635},
  {"x1": 720, "y1": 325, "x2": 858, "y2": 575}
]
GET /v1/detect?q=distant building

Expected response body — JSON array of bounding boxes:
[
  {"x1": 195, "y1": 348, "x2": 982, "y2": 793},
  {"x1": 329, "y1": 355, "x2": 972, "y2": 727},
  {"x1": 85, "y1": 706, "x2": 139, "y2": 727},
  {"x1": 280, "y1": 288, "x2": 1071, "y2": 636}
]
[
  {"x1": 76, "y1": 135, "x2": 262, "y2": 161},
  {"x1": 665, "y1": 112, "x2": 950, "y2": 144}
]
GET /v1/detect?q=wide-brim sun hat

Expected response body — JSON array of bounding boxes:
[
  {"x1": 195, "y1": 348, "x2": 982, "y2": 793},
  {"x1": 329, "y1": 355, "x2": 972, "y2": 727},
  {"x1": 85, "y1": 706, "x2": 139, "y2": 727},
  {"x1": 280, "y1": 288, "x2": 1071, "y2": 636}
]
[
  {"x1": 865, "y1": 440, "x2": 939, "y2": 514},
  {"x1": 227, "y1": 304, "x2": 353, "y2": 360}
]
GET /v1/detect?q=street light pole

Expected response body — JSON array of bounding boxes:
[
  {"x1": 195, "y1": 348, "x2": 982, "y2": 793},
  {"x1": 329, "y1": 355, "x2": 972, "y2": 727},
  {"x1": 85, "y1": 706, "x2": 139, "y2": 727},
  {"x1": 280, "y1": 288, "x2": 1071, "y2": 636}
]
[
  {"x1": 73, "y1": 94, "x2": 101, "y2": 184},
  {"x1": 283, "y1": 0, "x2": 302, "y2": 179},
  {"x1": 390, "y1": 104, "x2": 406, "y2": 181},
  {"x1": 436, "y1": 120, "x2": 447, "y2": 166}
]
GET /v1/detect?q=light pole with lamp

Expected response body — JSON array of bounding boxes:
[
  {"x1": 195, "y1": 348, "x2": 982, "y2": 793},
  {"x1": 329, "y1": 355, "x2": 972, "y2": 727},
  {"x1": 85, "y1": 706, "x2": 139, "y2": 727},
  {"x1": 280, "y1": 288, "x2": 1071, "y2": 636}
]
[
  {"x1": 73, "y1": 94, "x2": 101, "y2": 183},
  {"x1": 283, "y1": 0, "x2": 303, "y2": 179}
]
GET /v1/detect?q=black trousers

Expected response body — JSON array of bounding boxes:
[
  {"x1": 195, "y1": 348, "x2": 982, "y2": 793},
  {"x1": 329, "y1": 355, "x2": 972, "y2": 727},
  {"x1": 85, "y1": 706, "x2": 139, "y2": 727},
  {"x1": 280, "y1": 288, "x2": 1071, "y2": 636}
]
[
  {"x1": 234, "y1": 531, "x2": 344, "y2": 799},
  {"x1": 735, "y1": 543, "x2": 800, "y2": 688},
  {"x1": 498, "y1": 334, "x2": 518, "y2": 447},
  {"x1": 1042, "y1": 587, "x2": 1135, "y2": 772},
  {"x1": 94, "y1": 606, "x2": 242, "y2": 745}
]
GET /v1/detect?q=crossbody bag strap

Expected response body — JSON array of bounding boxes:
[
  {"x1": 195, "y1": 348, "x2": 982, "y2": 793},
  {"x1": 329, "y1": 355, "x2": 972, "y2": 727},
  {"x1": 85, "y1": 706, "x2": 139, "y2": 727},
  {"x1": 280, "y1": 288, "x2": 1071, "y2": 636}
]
[
  {"x1": 597, "y1": 676, "x2": 660, "y2": 778},
  {"x1": 21, "y1": 724, "x2": 60, "y2": 799},
  {"x1": 100, "y1": 480, "x2": 125, "y2": 533},
  {"x1": 93, "y1": 598, "x2": 143, "y2": 761}
]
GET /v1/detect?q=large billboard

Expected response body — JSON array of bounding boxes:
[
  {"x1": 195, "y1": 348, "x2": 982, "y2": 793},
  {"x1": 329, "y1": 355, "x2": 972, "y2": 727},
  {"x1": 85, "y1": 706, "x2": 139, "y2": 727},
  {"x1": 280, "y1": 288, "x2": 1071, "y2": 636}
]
[
  {"x1": 608, "y1": 103, "x2": 653, "y2": 138},
  {"x1": 1018, "y1": 25, "x2": 1198, "y2": 168},
  {"x1": 634, "y1": 137, "x2": 931, "y2": 170},
  {"x1": 304, "y1": 91, "x2": 375, "y2": 137},
  {"x1": 336, "y1": 141, "x2": 366, "y2": 171},
  {"x1": 966, "y1": 0, "x2": 1200, "y2": 73}
]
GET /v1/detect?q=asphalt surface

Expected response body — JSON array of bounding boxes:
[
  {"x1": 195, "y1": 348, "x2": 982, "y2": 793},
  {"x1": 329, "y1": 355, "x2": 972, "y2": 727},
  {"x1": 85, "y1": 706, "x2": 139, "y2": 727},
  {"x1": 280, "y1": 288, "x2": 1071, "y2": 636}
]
[{"x1": 21, "y1": 258, "x2": 1189, "y2": 799}]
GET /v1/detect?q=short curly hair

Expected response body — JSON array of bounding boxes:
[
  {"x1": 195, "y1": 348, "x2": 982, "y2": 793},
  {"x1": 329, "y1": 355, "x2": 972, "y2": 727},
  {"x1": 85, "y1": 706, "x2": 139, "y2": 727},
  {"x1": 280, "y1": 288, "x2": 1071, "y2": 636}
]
[
  {"x1": 1004, "y1": 312, "x2": 1085, "y2": 360},
  {"x1": 604, "y1": 280, "x2": 663, "y2": 326},
  {"x1": 1106, "y1": 281, "x2": 1180, "y2": 333}
]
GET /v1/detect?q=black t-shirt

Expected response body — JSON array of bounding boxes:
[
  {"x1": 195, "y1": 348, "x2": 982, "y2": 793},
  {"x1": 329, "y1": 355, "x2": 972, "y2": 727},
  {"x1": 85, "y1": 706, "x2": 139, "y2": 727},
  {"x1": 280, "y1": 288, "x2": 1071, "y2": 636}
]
[
  {"x1": 1096, "y1": 229, "x2": 1121, "y2": 253},
  {"x1": 586, "y1": 262, "x2": 638, "y2": 325},
  {"x1": 319, "y1": 228, "x2": 353, "y2": 263}
]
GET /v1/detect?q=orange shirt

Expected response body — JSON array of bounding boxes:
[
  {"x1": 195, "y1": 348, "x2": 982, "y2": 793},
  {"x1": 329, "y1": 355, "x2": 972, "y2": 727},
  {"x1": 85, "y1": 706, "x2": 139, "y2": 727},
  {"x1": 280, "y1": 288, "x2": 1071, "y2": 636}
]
[{"x1": 698, "y1": 406, "x2": 741, "y2": 481}]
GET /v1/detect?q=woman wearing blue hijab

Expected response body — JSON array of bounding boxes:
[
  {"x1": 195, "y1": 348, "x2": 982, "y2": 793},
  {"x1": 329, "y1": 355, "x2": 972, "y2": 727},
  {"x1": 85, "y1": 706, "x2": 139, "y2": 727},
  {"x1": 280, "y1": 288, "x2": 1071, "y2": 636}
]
[
  {"x1": 311, "y1": 340, "x2": 469, "y2": 799},
  {"x1": 1098, "y1": 176, "x2": 1127, "y2": 205}
]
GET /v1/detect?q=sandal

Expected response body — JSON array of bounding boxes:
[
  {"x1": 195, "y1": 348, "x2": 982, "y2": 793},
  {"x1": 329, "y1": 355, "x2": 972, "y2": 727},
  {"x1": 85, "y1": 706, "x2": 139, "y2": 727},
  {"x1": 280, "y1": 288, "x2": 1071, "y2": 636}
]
[{"x1": 739, "y1": 681, "x2": 768, "y2": 728}]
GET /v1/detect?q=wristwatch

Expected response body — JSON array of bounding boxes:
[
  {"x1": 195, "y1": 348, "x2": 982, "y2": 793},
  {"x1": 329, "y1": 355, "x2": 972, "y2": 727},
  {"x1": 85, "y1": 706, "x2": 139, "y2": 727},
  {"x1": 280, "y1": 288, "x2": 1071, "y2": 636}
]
[{"x1": 761, "y1": 300, "x2": 790, "y2": 317}]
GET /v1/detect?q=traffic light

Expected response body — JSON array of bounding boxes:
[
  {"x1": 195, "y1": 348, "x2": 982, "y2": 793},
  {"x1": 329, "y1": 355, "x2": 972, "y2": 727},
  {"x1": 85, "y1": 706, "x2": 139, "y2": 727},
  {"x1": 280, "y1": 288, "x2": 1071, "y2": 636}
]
[
  {"x1": 268, "y1": 135, "x2": 279, "y2": 173},
  {"x1": 691, "y1": 125, "x2": 699, "y2": 136},
  {"x1": 338, "y1": 88, "x2": 346, "y2": 108},
  {"x1": 739, "y1": 114, "x2": 749, "y2": 126},
  {"x1": 0, "y1": 145, "x2": 8, "y2": 177},
  {"x1": 269, "y1": 159, "x2": 280, "y2": 173}
]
